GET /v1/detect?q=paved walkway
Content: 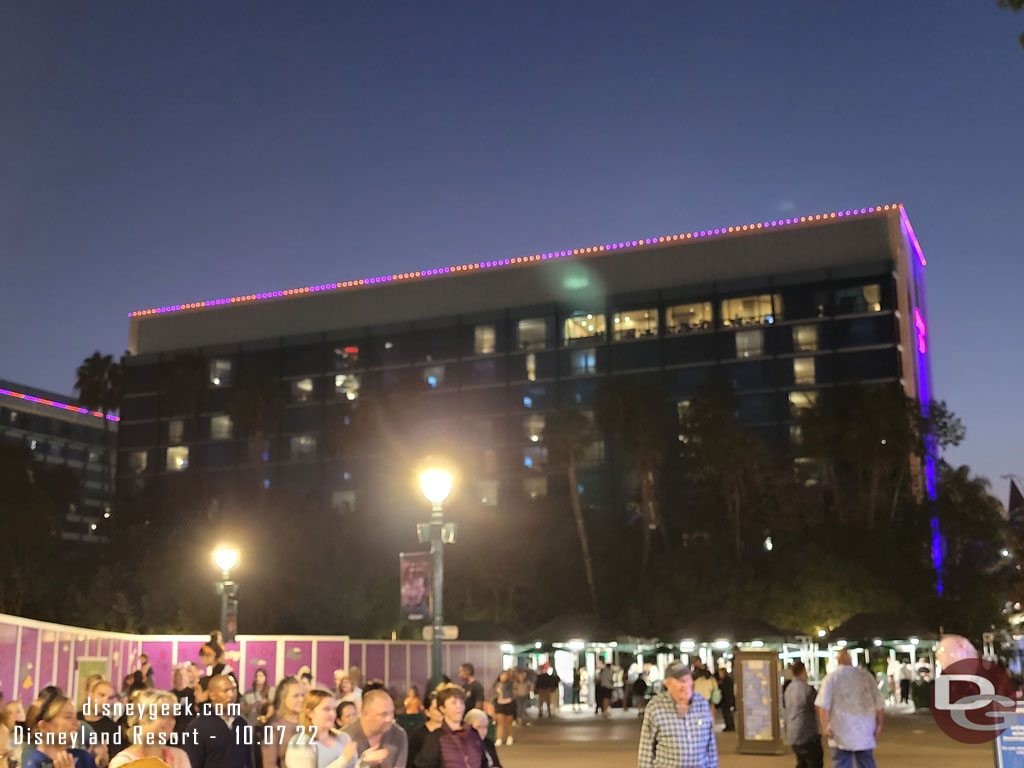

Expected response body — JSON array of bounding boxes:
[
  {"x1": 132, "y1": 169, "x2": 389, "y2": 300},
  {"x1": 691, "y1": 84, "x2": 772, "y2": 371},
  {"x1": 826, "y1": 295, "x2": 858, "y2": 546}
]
[{"x1": 497, "y1": 707, "x2": 991, "y2": 767}]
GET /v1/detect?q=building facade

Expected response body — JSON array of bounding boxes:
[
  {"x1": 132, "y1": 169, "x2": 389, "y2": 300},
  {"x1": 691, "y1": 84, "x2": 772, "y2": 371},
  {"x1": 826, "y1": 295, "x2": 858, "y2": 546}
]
[
  {"x1": 0, "y1": 381, "x2": 118, "y2": 542},
  {"x1": 117, "y1": 204, "x2": 932, "y2": 522}
]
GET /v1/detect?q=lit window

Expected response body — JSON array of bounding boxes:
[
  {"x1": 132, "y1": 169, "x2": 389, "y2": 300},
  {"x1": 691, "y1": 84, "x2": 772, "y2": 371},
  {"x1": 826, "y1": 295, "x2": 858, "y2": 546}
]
[
  {"x1": 209, "y1": 359, "x2": 232, "y2": 387},
  {"x1": 735, "y1": 329, "x2": 764, "y2": 358},
  {"x1": 423, "y1": 365, "x2": 445, "y2": 388},
  {"x1": 289, "y1": 435, "x2": 317, "y2": 460},
  {"x1": 87, "y1": 448, "x2": 100, "y2": 463},
  {"x1": 524, "y1": 476, "x2": 548, "y2": 499},
  {"x1": 335, "y1": 373, "x2": 361, "y2": 401},
  {"x1": 331, "y1": 489, "x2": 356, "y2": 515},
  {"x1": 210, "y1": 415, "x2": 233, "y2": 440},
  {"x1": 563, "y1": 312, "x2": 606, "y2": 345},
  {"x1": 794, "y1": 457, "x2": 822, "y2": 486},
  {"x1": 579, "y1": 439, "x2": 604, "y2": 467},
  {"x1": 474, "y1": 324, "x2": 496, "y2": 355},
  {"x1": 793, "y1": 325, "x2": 819, "y2": 352},
  {"x1": 523, "y1": 445, "x2": 548, "y2": 469},
  {"x1": 790, "y1": 425, "x2": 803, "y2": 446},
  {"x1": 127, "y1": 451, "x2": 148, "y2": 474},
  {"x1": 333, "y1": 345, "x2": 360, "y2": 369},
  {"x1": 612, "y1": 309, "x2": 658, "y2": 341},
  {"x1": 793, "y1": 357, "x2": 816, "y2": 385},
  {"x1": 166, "y1": 446, "x2": 189, "y2": 472},
  {"x1": 836, "y1": 284, "x2": 882, "y2": 314},
  {"x1": 570, "y1": 348, "x2": 597, "y2": 375},
  {"x1": 29, "y1": 439, "x2": 38, "y2": 451},
  {"x1": 517, "y1": 318, "x2": 547, "y2": 350},
  {"x1": 291, "y1": 378, "x2": 315, "y2": 402},
  {"x1": 720, "y1": 294, "x2": 783, "y2": 327},
  {"x1": 478, "y1": 480, "x2": 499, "y2": 506},
  {"x1": 525, "y1": 353, "x2": 537, "y2": 381},
  {"x1": 788, "y1": 390, "x2": 818, "y2": 415},
  {"x1": 676, "y1": 401, "x2": 691, "y2": 421},
  {"x1": 168, "y1": 419, "x2": 184, "y2": 444},
  {"x1": 666, "y1": 301, "x2": 712, "y2": 333},
  {"x1": 524, "y1": 414, "x2": 545, "y2": 443}
]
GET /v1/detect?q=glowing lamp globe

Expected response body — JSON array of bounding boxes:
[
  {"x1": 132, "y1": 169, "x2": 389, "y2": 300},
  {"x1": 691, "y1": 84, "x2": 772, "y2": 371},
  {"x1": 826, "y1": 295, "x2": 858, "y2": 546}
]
[
  {"x1": 419, "y1": 468, "x2": 453, "y2": 507},
  {"x1": 214, "y1": 547, "x2": 239, "y2": 573}
]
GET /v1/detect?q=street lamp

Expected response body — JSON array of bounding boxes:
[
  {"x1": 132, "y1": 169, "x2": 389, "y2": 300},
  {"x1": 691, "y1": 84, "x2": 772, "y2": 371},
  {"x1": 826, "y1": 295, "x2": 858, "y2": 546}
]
[
  {"x1": 418, "y1": 465, "x2": 454, "y2": 687},
  {"x1": 214, "y1": 546, "x2": 239, "y2": 642}
]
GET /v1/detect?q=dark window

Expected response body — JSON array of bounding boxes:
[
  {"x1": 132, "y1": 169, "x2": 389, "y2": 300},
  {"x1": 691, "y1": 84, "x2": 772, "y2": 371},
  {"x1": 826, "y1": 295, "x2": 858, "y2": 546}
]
[
  {"x1": 664, "y1": 366, "x2": 713, "y2": 397},
  {"x1": 834, "y1": 349, "x2": 899, "y2": 382},
  {"x1": 664, "y1": 335, "x2": 717, "y2": 365},
  {"x1": 610, "y1": 341, "x2": 660, "y2": 371},
  {"x1": 284, "y1": 344, "x2": 323, "y2": 377},
  {"x1": 833, "y1": 316, "x2": 895, "y2": 348}
]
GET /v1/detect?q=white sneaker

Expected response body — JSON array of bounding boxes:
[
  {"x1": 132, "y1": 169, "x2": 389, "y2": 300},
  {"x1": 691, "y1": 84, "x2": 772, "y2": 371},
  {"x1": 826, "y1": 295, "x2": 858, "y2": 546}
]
[
  {"x1": 495, "y1": 739, "x2": 503, "y2": 746},
  {"x1": 506, "y1": 736, "x2": 514, "y2": 745}
]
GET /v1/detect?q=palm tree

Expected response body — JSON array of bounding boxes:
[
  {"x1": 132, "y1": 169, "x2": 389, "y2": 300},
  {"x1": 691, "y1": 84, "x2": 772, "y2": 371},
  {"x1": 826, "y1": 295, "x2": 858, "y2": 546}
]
[
  {"x1": 75, "y1": 351, "x2": 122, "y2": 501},
  {"x1": 594, "y1": 375, "x2": 669, "y2": 573},
  {"x1": 544, "y1": 409, "x2": 600, "y2": 617}
]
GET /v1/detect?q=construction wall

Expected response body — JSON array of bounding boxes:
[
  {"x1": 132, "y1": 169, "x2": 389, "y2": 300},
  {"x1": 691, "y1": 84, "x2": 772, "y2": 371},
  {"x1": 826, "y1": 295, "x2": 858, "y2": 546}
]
[{"x1": 0, "y1": 614, "x2": 502, "y2": 704}]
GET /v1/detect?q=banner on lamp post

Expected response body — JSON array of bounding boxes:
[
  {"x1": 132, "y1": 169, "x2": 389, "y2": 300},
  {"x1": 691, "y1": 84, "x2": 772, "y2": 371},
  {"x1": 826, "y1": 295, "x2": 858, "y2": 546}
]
[{"x1": 400, "y1": 552, "x2": 432, "y2": 622}]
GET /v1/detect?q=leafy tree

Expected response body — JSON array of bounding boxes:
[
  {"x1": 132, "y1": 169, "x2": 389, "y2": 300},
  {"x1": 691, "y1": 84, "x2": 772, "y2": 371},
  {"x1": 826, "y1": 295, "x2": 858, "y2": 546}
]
[
  {"x1": 226, "y1": 366, "x2": 284, "y2": 462},
  {"x1": 593, "y1": 375, "x2": 669, "y2": 573},
  {"x1": 998, "y1": 0, "x2": 1024, "y2": 47},
  {"x1": 544, "y1": 409, "x2": 600, "y2": 617},
  {"x1": 680, "y1": 378, "x2": 767, "y2": 558},
  {"x1": 800, "y1": 384, "x2": 964, "y2": 528},
  {"x1": 0, "y1": 445, "x2": 64, "y2": 615}
]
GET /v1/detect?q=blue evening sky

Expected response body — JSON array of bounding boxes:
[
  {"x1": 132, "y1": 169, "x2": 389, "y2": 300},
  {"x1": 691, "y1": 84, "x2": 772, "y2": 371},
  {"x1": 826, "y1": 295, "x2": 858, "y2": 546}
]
[{"x1": 1, "y1": 1, "x2": 1021, "y2": 493}]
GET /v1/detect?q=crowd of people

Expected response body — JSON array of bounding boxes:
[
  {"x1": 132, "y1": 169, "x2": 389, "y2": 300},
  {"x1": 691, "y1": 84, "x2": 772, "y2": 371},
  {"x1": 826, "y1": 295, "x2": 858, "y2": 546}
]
[
  {"x1": 0, "y1": 630, "x2": 569, "y2": 768},
  {"x1": 637, "y1": 650, "x2": 893, "y2": 768},
  {"x1": 0, "y1": 626, "x2": 920, "y2": 768}
]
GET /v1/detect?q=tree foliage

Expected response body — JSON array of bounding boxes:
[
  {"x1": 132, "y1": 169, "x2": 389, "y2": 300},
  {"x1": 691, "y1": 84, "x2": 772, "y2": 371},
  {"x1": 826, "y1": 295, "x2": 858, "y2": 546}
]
[{"x1": 10, "y1": 359, "x2": 1011, "y2": 650}]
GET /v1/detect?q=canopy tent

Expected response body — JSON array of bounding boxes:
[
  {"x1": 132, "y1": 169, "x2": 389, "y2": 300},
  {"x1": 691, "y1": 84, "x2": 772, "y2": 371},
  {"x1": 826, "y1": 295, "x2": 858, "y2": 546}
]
[
  {"x1": 667, "y1": 613, "x2": 800, "y2": 644},
  {"x1": 517, "y1": 613, "x2": 634, "y2": 645},
  {"x1": 827, "y1": 612, "x2": 938, "y2": 645}
]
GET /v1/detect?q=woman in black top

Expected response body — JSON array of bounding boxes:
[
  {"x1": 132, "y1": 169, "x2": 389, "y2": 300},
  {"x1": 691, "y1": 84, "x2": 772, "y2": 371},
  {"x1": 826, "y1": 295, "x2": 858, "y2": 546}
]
[{"x1": 407, "y1": 689, "x2": 443, "y2": 766}]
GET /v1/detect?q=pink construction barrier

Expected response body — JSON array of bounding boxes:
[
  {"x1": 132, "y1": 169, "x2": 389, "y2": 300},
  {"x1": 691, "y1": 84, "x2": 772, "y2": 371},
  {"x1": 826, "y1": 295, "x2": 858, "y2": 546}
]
[{"x1": 0, "y1": 614, "x2": 503, "y2": 705}]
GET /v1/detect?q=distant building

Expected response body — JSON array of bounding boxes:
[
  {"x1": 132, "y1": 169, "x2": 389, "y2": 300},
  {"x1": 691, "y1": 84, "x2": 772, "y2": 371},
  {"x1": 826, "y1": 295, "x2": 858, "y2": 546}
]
[
  {"x1": 0, "y1": 380, "x2": 118, "y2": 542},
  {"x1": 117, "y1": 203, "x2": 932, "y2": 523}
]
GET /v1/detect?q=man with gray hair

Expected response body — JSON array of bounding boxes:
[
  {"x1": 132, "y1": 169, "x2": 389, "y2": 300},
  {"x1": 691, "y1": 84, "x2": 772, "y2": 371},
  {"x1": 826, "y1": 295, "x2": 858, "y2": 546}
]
[
  {"x1": 637, "y1": 661, "x2": 718, "y2": 768},
  {"x1": 815, "y1": 650, "x2": 884, "y2": 768}
]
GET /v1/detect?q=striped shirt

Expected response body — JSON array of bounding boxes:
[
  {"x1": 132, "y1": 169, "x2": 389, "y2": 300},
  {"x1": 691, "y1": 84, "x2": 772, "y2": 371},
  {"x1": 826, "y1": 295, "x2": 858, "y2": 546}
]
[{"x1": 638, "y1": 691, "x2": 718, "y2": 768}]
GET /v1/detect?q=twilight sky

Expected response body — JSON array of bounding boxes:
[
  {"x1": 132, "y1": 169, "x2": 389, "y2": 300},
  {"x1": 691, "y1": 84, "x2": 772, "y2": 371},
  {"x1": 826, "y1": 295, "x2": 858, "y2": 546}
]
[{"x1": 2, "y1": 1, "x2": 1021, "y2": 493}]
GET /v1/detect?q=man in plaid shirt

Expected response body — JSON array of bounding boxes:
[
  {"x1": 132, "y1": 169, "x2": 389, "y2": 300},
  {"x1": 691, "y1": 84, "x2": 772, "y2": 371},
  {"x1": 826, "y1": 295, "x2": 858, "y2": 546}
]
[{"x1": 638, "y1": 661, "x2": 718, "y2": 768}]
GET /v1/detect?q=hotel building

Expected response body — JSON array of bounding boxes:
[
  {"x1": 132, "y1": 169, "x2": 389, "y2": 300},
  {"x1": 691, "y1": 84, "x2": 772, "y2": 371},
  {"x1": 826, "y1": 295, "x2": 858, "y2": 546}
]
[{"x1": 117, "y1": 204, "x2": 932, "y2": 521}]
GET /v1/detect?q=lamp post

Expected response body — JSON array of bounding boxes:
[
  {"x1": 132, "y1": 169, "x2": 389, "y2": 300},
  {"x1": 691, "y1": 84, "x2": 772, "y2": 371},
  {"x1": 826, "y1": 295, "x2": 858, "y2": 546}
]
[
  {"x1": 419, "y1": 467, "x2": 453, "y2": 688},
  {"x1": 214, "y1": 546, "x2": 239, "y2": 642}
]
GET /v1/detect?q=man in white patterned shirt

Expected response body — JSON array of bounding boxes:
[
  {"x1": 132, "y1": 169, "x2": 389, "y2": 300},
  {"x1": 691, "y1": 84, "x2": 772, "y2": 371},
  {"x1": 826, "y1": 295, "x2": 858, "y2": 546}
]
[
  {"x1": 638, "y1": 661, "x2": 718, "y2": 768},
  {"x1": 815, "y1": 650, "x2": 884, "y2": 768}
]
